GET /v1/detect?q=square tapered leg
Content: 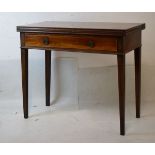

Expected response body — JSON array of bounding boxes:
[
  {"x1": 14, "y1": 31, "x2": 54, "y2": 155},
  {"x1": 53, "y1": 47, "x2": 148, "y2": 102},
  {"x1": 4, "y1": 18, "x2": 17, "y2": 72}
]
[
  {"x1": 45, "y1": 50, "x2": 51, "y2": 106},
  {"x1": 117, "y1": 54, "x2": 126, "y2": 135},
  {"x1": 21, "y1": 48, "x2": 28, "y2": 119},
  {"x1": 134, "y1": 47, "x2": 141, "y2": 118}
]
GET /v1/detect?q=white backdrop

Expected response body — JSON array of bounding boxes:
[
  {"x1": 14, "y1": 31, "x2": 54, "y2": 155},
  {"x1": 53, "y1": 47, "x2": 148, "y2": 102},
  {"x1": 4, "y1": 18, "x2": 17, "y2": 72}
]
[{"x1": 0, "y1": 12, "x2": 155, "y2": 111}]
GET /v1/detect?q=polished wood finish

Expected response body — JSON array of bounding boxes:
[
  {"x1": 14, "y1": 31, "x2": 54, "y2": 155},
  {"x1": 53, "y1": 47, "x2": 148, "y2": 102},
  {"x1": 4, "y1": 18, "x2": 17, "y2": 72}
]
[
  {"x1": 24, "y1": 33, "x2": 118, "y2": 52},
  {"x1": 21, "y1": 48, "x2": 28, "y2": 119},
  {"x1": 45, "y1": 50, "x2": 51, "y2": 106},
  {"x1": 17, "y1": 21, "x2": 145, "y2": 135},
  {"x1": 117, "y1": 55, "x2": 125, "y2": 135},
  {"x1": 123, "y1": 30, "x2": 142, "y2": 53},
  {"x1": 17, "y1": 21, "x2": 145, "y2": 36},
  {"x1": 134, "y1": 47, "x2": 141, "y2": 118}
]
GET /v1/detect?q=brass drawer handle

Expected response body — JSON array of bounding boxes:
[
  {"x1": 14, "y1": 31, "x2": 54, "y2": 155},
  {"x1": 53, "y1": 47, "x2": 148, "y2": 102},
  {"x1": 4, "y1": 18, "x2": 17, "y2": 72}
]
[
  {"x1": 87, "y1": 40, "x2": 95, "y2": 48},
  {"x1": 43, "y1": 37, "x2": 49, "y2": 45}
]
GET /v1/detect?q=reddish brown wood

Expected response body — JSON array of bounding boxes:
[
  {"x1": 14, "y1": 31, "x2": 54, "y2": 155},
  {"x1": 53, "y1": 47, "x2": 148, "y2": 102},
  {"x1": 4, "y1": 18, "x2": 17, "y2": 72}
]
[
  {"x1": 17, "y1": 21, "x2": 145, "y2": 135},
  {"x1": 117, "y1": 54, "x2": 125, "y2": 135},
  {"x1": 134, "y1": 47, "x2": 141, "y2": 118},
  {"x1": 21, "y1": 48, "x2": 28, "y2": 118},
  {"x1": 45, "y1": 50, "x2": 51, "y2": 106},
  {"x1": 123, "y1": 30, "x2": 142, "y2": 53},
  {"x1": 24, "y1": 33, "x2": 117, "y2": 52},
  {"x1": 17, "y1": 21, "x2": 145, "y2": 36},
  {"x1": 20, "y1": 33, "x2": 25, "y2": 47}
]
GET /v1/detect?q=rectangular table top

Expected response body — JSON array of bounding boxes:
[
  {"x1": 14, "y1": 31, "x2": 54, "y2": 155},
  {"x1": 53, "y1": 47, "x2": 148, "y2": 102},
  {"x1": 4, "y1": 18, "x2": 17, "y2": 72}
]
[{"x1": 17, "y1": 21, "x2": 145, "y2": 36}]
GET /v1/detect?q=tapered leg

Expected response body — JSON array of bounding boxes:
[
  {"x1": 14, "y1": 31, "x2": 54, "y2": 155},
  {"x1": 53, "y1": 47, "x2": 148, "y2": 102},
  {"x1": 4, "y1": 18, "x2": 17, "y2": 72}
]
[
  {"x1": 45, "y1": 50, "x2": 51, "y2": 106},
  {"x1": 21, "y1": 48, "x2": 28, "y2": 119},
  {"x1": 117, "y1": 55, "x2": 125, "y2": 135},
  {"x1": 134, "y1": 47, "x2": 141, "y2": 118}
]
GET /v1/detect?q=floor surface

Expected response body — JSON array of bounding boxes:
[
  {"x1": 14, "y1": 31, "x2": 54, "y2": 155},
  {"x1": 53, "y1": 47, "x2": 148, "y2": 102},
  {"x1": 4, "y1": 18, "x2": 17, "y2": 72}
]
[{"x1": 0, "y1": 99, "x2": 155, "y2": 143}]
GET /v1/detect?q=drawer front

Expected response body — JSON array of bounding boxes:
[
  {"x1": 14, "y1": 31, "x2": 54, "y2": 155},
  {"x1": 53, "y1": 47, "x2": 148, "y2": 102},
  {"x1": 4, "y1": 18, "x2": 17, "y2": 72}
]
[{"x1": 24, "y1": 33, "x2": 118, "y2": 52}]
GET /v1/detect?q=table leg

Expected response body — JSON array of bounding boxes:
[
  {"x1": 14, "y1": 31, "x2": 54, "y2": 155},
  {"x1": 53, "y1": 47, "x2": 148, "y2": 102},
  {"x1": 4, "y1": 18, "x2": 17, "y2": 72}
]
[
  {"x1": 134, "y1": 47, "x2": 141, "y2": 118},
  {"x1": 117, "y1": 54, "x2": 125, "y2": 135},
  {"x1": 45, "y1": 50, "x2": 51, "y2": 106},
  {"x1": 21, "y1": 48, "x2": 28, "y2": 119}
]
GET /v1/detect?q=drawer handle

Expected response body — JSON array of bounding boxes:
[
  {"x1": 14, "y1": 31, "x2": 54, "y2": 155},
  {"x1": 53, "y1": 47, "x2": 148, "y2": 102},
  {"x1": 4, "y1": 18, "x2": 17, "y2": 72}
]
[
  {"x1": 43, "y1": 37, "x2": 49, "y2": 45},
  {"x1": 87, "y1": 41, "x2": 95, "y2": 48}
]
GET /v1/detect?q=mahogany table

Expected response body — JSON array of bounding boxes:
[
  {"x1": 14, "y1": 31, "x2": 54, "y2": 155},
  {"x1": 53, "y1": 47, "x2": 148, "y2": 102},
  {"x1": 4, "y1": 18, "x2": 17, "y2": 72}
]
[{"x1": 17, "y1": 21, "x2": 145, "y2": 135}]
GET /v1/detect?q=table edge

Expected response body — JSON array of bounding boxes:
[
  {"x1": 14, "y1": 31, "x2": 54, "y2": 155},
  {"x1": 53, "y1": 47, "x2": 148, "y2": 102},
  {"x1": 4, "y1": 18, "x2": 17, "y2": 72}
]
[{"x1": 17, "y1": 23, "x2": 145, "y2": 36}]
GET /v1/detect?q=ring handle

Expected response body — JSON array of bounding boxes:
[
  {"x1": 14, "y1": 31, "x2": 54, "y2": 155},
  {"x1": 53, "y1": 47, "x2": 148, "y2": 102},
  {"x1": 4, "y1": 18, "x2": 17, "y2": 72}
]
[{"x1": 43, "y1": 37, "x2": 49, "y2": 45}]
